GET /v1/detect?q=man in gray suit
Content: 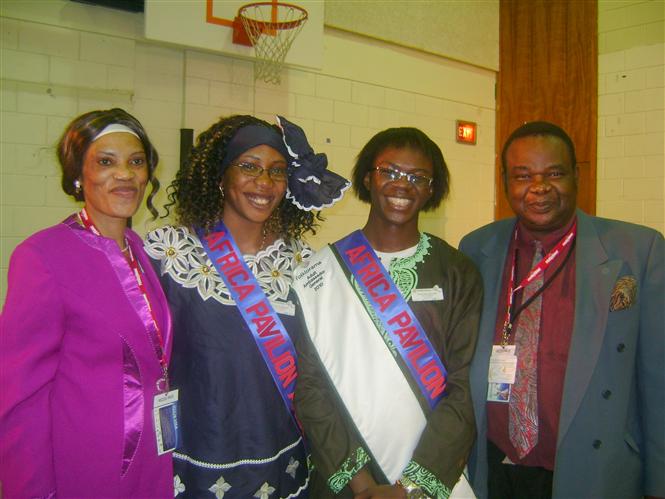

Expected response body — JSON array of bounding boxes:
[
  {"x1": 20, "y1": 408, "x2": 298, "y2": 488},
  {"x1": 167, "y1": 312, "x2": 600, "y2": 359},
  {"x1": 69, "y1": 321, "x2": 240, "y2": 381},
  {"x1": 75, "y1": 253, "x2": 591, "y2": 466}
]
[{"x1": 460, "y1": 121, "x2": 663, "y2": 499}]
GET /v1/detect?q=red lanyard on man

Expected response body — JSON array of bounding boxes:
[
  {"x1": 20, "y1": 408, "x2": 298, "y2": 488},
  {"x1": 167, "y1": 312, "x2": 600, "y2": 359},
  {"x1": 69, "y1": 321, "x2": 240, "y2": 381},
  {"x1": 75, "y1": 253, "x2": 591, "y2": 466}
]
[
  {"x1": 500, "y1": 222, "x2": 577, "y2": 346},
  {"x1": 78, "y1": 207, "x2": 169, "y2": 391}
]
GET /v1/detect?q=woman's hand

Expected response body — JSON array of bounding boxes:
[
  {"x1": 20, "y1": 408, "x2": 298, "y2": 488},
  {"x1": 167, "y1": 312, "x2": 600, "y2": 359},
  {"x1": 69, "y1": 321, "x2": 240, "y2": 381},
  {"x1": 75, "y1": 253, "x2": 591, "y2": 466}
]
[
  {"x1": 350, "y1": 467, "x2": 408, "y2": 498},
  {"x1": 354, "y1": 484, "x2": 408, "y2": 498}
]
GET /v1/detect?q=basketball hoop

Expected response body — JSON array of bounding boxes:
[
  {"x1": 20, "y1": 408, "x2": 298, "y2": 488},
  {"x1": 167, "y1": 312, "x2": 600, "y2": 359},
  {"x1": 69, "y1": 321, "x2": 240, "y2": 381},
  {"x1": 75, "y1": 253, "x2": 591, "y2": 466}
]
[{"x1": 233, "y1": 2, "x2": 308, "y2": 85}]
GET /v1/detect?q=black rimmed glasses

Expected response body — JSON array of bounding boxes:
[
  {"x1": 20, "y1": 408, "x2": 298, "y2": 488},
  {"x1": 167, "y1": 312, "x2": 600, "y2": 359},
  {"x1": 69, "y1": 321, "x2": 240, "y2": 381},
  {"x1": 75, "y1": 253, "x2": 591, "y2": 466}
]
[
  {"x1": 231, "y1": 162, "x2": 288, "y2": 182},
  {"x1": 373, "y1": 166, "x2": 433, "y2": 188}
]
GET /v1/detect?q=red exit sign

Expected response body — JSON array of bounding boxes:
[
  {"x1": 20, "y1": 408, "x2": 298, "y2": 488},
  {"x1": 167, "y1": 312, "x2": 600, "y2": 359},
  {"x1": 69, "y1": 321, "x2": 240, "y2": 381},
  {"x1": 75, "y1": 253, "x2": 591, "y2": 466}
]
[{"x1": 456, "y1": 120, "x2": 477, "y2": 145}]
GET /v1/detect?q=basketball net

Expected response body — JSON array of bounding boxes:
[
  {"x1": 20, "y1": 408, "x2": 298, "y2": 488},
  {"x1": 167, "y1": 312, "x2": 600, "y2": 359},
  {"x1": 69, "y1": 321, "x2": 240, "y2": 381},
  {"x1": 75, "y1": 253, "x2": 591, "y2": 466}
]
[{"x1": 239, "y1": 3, "x2": 308, "y2": 85}]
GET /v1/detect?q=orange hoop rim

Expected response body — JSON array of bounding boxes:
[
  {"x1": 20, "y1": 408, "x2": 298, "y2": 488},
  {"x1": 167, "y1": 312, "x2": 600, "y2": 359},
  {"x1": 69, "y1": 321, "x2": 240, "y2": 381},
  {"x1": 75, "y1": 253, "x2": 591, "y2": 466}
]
[{"x1": 237, "y1": 1, "x2": 308, "y2": 31}]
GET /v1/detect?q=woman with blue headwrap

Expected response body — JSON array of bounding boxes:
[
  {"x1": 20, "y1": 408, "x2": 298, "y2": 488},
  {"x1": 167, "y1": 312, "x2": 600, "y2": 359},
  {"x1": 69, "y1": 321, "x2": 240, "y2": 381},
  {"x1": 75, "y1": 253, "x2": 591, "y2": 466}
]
[{"x1": 146, "y1": 115, "x2": 349, "y2": 498}]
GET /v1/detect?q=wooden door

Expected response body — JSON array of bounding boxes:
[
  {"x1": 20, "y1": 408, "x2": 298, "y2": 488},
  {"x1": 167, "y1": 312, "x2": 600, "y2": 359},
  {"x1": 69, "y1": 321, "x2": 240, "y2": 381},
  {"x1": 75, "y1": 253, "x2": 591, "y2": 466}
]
[{"x1": 496, "y1": 0, "x2": 597, "y2": 219}]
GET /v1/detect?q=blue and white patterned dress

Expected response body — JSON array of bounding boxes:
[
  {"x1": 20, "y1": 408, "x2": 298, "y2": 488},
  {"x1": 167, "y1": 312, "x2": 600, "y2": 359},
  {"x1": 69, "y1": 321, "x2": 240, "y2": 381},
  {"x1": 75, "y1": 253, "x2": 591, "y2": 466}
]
[{"x1": 146, "y1": 226, "x2": 311, "y2": 499}]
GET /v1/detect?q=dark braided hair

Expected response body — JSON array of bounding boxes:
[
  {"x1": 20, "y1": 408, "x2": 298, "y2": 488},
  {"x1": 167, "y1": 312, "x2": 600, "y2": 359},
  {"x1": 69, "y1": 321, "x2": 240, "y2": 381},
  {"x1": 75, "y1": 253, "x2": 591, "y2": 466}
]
[{"x1": 164, "y1": 115, "x2": 320, "y2": 239}]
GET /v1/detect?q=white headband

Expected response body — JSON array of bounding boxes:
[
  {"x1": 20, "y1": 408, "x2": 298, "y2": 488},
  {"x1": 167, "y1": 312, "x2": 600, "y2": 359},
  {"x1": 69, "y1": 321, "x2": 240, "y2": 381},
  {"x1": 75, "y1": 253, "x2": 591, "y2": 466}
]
[{"x1": 93, "y1": 124, "x2": 140, "y2": 141}]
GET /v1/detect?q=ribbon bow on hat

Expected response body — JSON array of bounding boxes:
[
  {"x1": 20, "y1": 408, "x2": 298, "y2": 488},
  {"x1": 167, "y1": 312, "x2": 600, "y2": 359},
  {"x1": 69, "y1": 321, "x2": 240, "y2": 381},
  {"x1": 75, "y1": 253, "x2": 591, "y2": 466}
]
[{"x1": 276, "y1": 115, "x2": 351, "y2": 211}]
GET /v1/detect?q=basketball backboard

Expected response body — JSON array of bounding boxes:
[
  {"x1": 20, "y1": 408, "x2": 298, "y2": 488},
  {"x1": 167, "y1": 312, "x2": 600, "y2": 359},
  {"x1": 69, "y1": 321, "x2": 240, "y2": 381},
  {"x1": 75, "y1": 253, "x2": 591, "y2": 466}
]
[{"x1": 144, "y1": 0, "x2": 324, "y2": 70}]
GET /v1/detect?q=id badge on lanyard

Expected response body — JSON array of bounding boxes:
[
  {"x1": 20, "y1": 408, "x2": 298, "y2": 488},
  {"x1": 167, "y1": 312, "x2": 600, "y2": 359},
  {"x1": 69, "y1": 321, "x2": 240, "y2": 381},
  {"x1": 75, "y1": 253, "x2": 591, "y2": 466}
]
[
  {"x1": 487, "y1": 345, "x2": 516, "y2": 403},
  {"x1": 154, "y1": 390, "x2": 179, "y2": 455},
  {"x1": 486, "y1": 222, "x2": 576, "y2": 403},
  {"x1": 79, "y1": 207, "x2": 179, "y2": 454}
]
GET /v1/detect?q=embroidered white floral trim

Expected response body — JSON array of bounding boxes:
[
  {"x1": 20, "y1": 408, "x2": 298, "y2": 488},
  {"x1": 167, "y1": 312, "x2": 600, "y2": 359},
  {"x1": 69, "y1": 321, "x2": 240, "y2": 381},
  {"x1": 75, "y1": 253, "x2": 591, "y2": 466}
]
[
  {"x1": 254, "y1": 482, "x2": 276, "y2": 499},
  {"x1": 174, "y1": 474, "x2": 186, "y2": 497},
  {"x1": 209, "y1": 475, "x2": 232, "y2": 498},
  {"x1": 145, "y1": 226, "x2": 312, "y2": 305},
  {"x1": 283, "y1": 479, "x2": 309, "y2": 499},
  {"x1": 173, "y1": 436, "x2": 305, "y2": 470},
  {"x1": 285, "y1": 456, "x2": 299, "y2": 479}
]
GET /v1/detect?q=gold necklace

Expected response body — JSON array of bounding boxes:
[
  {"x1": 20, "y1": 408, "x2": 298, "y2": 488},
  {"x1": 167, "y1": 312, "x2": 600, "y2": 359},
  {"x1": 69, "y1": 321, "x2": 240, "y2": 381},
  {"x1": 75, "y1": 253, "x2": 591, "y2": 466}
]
[{"x1": 259, "y1": 226, "x2": 267, "y2": 252}]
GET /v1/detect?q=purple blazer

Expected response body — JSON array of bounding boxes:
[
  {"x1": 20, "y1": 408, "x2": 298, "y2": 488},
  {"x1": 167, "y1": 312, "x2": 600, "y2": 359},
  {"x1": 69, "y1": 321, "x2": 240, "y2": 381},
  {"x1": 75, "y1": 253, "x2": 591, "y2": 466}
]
[{"x1": 0, "y1": 215, "x2": 173, "y2": 498}]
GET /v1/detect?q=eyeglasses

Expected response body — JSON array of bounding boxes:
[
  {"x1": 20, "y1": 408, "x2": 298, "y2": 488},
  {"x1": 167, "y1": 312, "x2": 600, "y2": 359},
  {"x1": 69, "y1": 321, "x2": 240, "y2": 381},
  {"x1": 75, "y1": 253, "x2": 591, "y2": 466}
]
[
  {"x1": 231, "y1": 162, "x2": 288, "y2": 182},
  {"x1": 373, "y1": 166, "x2": 433, "y2": 187}
]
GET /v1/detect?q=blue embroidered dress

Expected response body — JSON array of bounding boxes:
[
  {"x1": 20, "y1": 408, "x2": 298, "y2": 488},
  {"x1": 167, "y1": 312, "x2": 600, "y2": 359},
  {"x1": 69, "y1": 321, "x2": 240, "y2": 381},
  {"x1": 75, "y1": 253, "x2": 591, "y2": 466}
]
[{"x1": 146, "y1": 226, "x2": 311, "y2": 498}]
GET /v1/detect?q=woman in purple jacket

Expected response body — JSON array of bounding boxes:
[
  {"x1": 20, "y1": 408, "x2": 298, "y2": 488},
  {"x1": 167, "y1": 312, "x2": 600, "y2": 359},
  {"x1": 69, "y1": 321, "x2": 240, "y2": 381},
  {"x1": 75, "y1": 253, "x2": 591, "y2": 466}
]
[{"x1": 0, "y1": 108, "x2": 174, "y2": 498}]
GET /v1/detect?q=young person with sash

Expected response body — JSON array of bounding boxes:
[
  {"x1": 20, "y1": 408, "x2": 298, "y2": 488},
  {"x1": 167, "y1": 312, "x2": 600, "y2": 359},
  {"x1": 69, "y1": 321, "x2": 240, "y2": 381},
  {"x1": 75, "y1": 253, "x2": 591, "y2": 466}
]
[
  {"x1": 146, "y1": 115, "x2": 349, "y2": 498},
  {"x1": 0, "y1": 109, "x2": 174, "y2": 498},
  {"x1": 292, "y1": 127, "x2": 482, "y2": 499}
]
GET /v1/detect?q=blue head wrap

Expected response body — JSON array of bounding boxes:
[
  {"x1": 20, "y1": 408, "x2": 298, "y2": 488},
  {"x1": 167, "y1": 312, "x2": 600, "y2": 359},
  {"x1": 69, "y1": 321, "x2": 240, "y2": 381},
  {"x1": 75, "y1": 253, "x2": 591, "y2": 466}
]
[
  {"x1": 220, "y1": 117, "x2": 350, "y2": 211},
  {"x1": 220, "y1": 124, "x2": 289, "y2": 173},
  {"x1": 276, "y1": 116, "x2": 351, "y2": 211}
]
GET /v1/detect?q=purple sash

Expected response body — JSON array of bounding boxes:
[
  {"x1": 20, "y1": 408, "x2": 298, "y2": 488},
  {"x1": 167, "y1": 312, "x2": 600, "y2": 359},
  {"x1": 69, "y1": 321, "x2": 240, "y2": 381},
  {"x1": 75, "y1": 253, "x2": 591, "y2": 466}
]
[
  {"x1": 334, "y1": 230, "x2": 447, "y2": 408},
  {"x1": 197, "y1": 222, "x2": 299, "y2": 427}
]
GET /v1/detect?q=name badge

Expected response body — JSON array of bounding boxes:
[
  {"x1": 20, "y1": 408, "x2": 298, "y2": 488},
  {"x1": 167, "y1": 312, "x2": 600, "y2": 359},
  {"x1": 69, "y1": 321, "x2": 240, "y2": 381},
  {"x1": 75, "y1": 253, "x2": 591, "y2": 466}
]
[
  {"x1": 487, "y1": 382, "x2": 512, "y2": 403},
  {"x1": 487, "y1": 345, "x2": 516, "y2": 403},
  {"x1": 272, "y1": 299, "x2": 296, "y2": 316},
  {"x1": 410, "y1": 286, "x2": 444, "y2": 302},
  {"x1": 153, "y1": 389, "x2": 179, "y2": 455},
  {"x1": 488, "y1": 345, "x2": 517, "y2": 384}
]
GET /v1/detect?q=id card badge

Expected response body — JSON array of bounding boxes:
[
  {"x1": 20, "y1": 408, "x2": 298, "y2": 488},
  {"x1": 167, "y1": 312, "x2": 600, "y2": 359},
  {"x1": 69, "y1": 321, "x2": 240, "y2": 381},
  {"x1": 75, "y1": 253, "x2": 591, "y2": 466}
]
[
  {"x1": 487, "y1": 382, "x2": 511, "y2": 403},
  {"x1": 488, "y1": 345, "x2": 517, "y2": 384},
  {"x1": 410, "y1": 286, "x2": 444, "y2": 302},
  {"x1": 153, "y1": 389, "x2": 179, "y2": 455},
  {"x1": 487, "y1": 345, "x2": 516, "y2": 403}
]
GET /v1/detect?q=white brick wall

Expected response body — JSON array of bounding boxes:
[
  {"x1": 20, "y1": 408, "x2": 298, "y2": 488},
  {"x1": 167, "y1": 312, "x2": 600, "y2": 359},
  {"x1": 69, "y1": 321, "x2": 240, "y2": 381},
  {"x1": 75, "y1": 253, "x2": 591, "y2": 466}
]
[
  {"x1": 80, "y1": 33, "x2": 135, "y2": 67},
  {"x1": 19, "y1": 22, "x2": 79, "y2": 59},
  {"x1": 296, "y1": 94, "x2": 334, "y2": 122},
  {"x1": 352, "y1": 81, "x2": 385, "y2": 107},
  {"x1": 0, "y1": 1, "x2": 496, "y2": 304},
  {"x1": 597, "y1": 0, "x2": 665, "y2": 234},
  {"x1": 1, "y1": 48, "x2": 49, "y2": 83}
]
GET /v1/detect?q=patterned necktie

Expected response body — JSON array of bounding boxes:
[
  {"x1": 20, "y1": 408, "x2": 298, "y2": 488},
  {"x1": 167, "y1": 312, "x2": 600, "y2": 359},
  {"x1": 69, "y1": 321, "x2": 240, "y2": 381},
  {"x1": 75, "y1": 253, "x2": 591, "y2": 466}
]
[{"x1": 509, "y1": 240, "x2": 544, "y2": 459}]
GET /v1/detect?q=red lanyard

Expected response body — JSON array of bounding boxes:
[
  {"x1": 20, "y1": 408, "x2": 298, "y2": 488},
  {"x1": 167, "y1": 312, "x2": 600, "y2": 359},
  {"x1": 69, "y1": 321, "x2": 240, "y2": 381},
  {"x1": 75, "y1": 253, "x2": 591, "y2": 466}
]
[
  {"x1": 78, "y1": 208, "x2": 169, "y2": 391},
  {"x1": 500, "y1": 222, "x2": 577, "y2": 346}
]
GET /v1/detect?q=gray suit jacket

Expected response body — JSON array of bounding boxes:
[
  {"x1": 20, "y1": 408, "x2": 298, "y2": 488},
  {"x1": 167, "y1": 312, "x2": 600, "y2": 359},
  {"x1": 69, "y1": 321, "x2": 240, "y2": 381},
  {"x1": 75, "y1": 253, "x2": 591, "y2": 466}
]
[{"x1": 459, "y1": 210, "x2": 664, "y2": 499}]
